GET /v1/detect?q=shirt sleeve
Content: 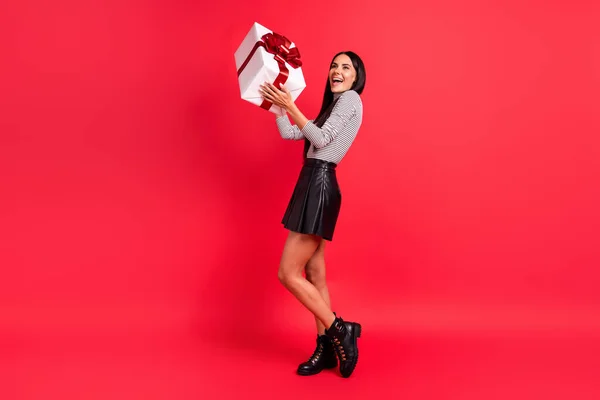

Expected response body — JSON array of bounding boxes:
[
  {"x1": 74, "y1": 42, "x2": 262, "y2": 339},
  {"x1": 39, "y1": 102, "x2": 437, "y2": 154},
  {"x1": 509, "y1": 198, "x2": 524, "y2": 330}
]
[
  {"x1": 300, "y1": 90, "x2": 360, "y2": 149},
  {"x1": 276, "y1": 114, "x2": 305, "y2": 140}
]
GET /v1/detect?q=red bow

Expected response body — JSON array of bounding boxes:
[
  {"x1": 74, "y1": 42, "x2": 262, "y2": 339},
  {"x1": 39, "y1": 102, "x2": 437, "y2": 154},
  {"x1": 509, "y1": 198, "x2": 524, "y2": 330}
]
[
  {"x1": 237, "y1": 30, "x2": 303, "y2": 110},
  {"x1": 260, "y1": 32, "x2": 302, "y2": 69}
]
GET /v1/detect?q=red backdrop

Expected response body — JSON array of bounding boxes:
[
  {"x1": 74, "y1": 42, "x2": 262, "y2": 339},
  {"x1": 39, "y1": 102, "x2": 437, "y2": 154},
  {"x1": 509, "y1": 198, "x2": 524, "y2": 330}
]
[{"x1": 1, "y1": 1, "x2": 599, "y2": 399}]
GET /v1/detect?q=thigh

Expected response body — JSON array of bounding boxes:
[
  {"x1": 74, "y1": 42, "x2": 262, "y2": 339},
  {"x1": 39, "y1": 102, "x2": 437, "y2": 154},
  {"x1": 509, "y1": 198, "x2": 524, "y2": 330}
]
[{"x1": 279, "y1": 231, "x2": 321, "y2": 276}]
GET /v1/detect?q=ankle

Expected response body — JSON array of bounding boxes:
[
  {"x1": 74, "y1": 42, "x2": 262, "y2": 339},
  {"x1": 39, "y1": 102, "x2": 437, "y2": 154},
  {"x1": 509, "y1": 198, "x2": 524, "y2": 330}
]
[{"x1": 326, "y1": 313, "x2": 336, "y2": 330}]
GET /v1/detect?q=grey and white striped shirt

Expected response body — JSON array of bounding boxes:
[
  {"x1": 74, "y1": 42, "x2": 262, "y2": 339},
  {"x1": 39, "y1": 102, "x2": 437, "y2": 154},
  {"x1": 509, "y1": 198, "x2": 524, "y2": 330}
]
[{"x1": 276, "y1": 90, "x2": 363, "y2": 165}]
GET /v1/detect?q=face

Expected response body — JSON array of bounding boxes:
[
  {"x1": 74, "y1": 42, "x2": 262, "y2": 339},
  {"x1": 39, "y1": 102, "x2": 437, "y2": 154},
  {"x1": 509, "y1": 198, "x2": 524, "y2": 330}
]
[{"x1": 329, "y1": 54, "x2": 357, "y2": 93}]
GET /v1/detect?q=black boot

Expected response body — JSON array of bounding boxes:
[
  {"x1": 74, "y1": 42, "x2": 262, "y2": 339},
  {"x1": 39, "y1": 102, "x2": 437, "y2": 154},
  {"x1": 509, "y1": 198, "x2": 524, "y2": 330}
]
[
  {"x1": 325, "y1": 314, "x2": 362, "y2": 378},
  {"x1": 297, "y1": 334, "x2": 338, "y2": 376}
]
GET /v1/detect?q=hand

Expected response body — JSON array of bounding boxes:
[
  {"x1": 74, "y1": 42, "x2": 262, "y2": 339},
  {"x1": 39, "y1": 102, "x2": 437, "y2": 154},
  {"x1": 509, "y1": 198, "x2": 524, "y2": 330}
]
[{"x1": 259, "y1": 82, "x2": 294, "y2": 110}]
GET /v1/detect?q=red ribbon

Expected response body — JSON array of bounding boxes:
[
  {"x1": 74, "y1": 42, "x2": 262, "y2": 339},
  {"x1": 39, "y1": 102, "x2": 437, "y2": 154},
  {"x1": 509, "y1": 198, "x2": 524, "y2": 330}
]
[{"x1": 237, "y1": 31, "x2": 302, "y2": 110}]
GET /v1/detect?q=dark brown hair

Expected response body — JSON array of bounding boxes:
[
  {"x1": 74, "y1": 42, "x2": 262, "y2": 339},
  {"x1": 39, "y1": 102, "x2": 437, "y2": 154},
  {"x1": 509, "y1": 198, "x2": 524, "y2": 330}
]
[{"x1": 303, "y1": 51, "x2": 366, "y2": 158}]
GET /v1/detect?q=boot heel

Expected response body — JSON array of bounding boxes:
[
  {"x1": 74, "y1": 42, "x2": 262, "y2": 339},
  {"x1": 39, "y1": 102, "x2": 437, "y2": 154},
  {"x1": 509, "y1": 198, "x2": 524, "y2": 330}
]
[
  {"x1": 325, "y1": 316, "x2": 361, "y2": 378},
  {"x1": 355, "y1": 323, "x2": 362, "y2": 338}
]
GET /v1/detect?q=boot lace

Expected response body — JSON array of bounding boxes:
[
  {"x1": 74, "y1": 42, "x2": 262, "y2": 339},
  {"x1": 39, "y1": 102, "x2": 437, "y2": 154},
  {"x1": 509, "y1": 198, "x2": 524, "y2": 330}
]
[
  {"x1": 332, "y1": 337, "x2": 347, "y2": 361},
  {"x1": 308, "y1": 342, "x2": 324, "y2": 363}
]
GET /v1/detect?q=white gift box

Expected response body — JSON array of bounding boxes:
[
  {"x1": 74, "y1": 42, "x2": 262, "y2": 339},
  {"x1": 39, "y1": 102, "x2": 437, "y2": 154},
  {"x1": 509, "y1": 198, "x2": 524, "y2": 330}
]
[{"x1": 234, "y1": 22, "x2": 306, "y2": 114}]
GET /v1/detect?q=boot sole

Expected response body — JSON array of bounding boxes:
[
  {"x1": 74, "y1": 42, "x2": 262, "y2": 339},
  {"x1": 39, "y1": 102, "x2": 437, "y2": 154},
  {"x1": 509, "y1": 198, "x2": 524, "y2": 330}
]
[{"x1": 296, "y1": 363, "x2": 337, "y2": 376}]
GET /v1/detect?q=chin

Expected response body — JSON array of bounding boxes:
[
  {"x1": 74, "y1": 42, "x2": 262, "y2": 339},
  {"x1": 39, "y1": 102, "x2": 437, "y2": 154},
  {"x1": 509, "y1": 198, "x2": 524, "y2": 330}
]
[{"x1": 330, "y1": 85, "x2": 348, "y2": 93}]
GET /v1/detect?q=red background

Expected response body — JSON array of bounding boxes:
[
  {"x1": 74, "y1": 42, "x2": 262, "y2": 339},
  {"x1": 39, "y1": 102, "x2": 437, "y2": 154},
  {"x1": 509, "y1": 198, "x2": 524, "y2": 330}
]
[{"x1": 1, "y1": 0, "x2": 599, "y2": 399}]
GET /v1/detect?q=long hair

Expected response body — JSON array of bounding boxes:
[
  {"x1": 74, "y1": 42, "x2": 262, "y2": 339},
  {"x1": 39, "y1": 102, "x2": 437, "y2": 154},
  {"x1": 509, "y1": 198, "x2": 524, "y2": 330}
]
[{"x1": 303, "y1": 51, "x2": 367, "y2": 158}]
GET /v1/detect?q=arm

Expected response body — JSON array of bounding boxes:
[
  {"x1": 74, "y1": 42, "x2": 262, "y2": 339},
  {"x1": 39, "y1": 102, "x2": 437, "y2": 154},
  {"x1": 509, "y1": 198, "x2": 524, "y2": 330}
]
[
  {"x1": 275, "y1": 113, "x2": 304, "y2": 140},
  {"x1": 260, "y1": 83, "x2": 359, "y2": 147},
  {"x1": 299, "y1": 91, "x2": 359, "y2": 149},
  {"x1": 284, "y1": 101, "x2": 310, "y2": 131},
  {"x1": 260, "y1": 82, "x2": 310, "y2": 141}
]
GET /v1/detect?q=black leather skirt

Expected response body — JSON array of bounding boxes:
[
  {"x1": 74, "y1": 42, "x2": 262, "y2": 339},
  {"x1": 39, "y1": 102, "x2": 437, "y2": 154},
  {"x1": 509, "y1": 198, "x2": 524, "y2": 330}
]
[{"x1": 282, "y1": 158, "x2": 341, "y2": 241}]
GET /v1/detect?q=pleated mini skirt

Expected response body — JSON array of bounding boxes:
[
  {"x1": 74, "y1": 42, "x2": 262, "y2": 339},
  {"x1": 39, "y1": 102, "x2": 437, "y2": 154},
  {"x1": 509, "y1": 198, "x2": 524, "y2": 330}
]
[{"x1": 282, "y1": 157, "x2": 342, "y2": 241}]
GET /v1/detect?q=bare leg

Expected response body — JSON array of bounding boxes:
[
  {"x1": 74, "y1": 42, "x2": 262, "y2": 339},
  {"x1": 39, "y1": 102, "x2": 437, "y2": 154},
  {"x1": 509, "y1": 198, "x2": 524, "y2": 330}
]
[
  {"x1": 278, "y1": 231, "x2": 336, "y2": 329},
  {"x1": 305, "y1": 239, "x2": 331, "y2": 335}
]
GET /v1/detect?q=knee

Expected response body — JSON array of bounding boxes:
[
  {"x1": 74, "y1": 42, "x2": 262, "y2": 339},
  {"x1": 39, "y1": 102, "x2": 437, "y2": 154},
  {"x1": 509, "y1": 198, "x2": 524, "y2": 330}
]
[{"x1": 278, "y1": 267, "x2": 291, "y2": 288}]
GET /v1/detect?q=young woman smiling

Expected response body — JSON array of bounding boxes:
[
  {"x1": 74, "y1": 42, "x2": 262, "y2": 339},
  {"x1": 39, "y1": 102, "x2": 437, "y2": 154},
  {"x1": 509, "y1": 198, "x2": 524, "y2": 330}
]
[{"x1": 259, "y1": 51, "x2": 366, "y2": 378}]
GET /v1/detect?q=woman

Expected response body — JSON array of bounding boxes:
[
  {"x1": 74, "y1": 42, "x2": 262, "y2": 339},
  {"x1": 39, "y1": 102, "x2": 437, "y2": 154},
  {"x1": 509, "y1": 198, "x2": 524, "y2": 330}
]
[{"x1": 259, "y1": 51, "x2": 366, "y2": 378}]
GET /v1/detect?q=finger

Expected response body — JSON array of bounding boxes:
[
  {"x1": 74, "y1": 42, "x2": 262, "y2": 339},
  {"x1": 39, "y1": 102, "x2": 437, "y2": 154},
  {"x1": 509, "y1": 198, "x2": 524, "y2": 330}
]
[
  {"x1": 260, "y1": 82, "x2": 271, "y2": 92},
  {"x1": 260, "y1": 91, "x2": 281, "y2": 106},
  {"x1": 267, "y1": 82, "x2": 284, "y2": 95},
  {"x1": 264, "y1": 81, "x2": 279, "y2": 90},
  {"x1": 277, "y1": 83, "x2": 292, "y2": 98},
  {"x1": 259, "y1": 85, "x2": 274, "y2": 98},
  {"x1": 265, "y1": 90, "x2": 280, "y2": 102}
]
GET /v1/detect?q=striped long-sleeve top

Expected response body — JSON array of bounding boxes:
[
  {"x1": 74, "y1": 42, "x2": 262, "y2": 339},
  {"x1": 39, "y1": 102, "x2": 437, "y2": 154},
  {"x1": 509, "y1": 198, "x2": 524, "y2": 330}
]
[{"x1": 276, "y1": 90, "x2": 363, "y2": 165}]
